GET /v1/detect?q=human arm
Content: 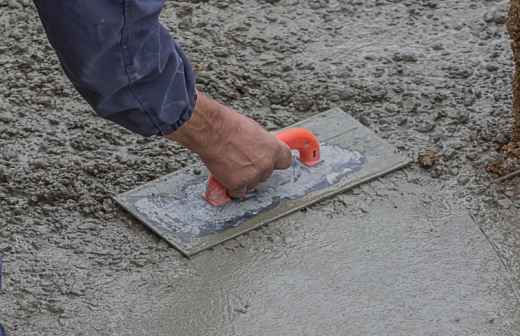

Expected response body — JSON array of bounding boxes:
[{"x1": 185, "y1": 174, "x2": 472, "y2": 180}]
[{"x1": 33, "y1": 0, "x2": 291, "y2": 197}]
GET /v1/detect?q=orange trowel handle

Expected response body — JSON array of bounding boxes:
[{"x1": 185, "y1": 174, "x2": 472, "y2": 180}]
[
  {"x1": 276, "y1": 128, "x2": 321, "y2": 167},
  {"x1": 204, "y1": 128, "x2": 321, "y2": 206}
]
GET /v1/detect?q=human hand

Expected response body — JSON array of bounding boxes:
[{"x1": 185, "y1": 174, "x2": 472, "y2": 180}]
[{"x1": 166, "y1": 91, "x2": 292, "y2": 198}]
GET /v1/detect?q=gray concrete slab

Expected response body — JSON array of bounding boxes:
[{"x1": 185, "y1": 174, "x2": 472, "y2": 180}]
[{"x1": 71, "y1": 179, "x2": 520, "y2": 335}]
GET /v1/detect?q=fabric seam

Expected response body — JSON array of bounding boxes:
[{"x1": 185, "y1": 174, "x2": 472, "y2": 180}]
[{"x1": 120, "y1": 0, "x2": 166, "y2": 135}]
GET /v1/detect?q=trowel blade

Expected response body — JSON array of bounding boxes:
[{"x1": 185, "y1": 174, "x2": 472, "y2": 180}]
[{"x1": 114, "y1": 108, "x2": 411, "y2": 257}]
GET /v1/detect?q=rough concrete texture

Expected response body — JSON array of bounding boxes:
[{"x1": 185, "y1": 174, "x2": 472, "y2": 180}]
[{"x1": 1, "y1": 0, "x2": 520, "y2": 335}]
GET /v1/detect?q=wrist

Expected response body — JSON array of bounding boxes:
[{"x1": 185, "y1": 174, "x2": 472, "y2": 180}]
[{"x1": 165, "y1": 92, "x2": 230, "y2": 158}]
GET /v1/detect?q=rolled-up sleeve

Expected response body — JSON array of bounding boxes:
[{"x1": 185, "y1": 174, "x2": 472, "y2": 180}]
[{"x1": 33, "y1": 0, "x2": 197, "y2": 136}]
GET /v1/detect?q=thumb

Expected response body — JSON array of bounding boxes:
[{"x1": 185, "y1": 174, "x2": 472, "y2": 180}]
[{"x1": 274, "y1": 142, "x2": 293, "y2": 170}]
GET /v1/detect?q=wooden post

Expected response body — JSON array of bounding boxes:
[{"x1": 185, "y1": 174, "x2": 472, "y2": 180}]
[{"x1": 507, "y1": 0, "x2": 520, "y2": 142}]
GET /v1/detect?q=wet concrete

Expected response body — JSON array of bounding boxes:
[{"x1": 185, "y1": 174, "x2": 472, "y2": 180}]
[
  {"x1": 2, "y1": 0, "x2": 520, "y2": 335},
  {"x1": 132, "y1": 145, "x2": 364, "y2": 231},
  {"x1": 51, "y1": 178, "x2": 520, "y2": 335}
]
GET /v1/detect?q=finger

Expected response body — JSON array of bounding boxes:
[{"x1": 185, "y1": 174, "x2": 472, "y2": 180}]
[
  {"x1": 259, "y1": 168, "x2": 272, "y2": 183},
  {"x1": 274, "y1": 142, "x2": 293, "y2": 170}
]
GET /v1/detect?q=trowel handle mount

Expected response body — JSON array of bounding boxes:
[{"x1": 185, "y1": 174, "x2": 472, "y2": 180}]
[{"x1": 204, "y1": 128, "x2": 321, "y2": 206}]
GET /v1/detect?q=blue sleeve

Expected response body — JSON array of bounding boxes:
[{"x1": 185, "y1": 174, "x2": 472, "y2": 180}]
[{"x1": 33, "y1": 0, "x2": 197, "y2": 136}]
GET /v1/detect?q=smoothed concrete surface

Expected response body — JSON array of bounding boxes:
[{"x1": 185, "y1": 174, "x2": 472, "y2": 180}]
[{"x1": 69, "y1": 180, "x2": 520, "y2": 335}]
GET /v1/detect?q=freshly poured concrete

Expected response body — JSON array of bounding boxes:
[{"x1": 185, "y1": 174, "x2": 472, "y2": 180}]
[
  {"x1": 75, "y1": 179, "x2": 519, "y2": 335},
  {"x1": 3, "y1": 2, "x2": 520, "y2": 334}
]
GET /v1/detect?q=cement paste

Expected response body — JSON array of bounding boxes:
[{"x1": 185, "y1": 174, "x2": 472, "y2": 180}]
[{"x1": 131, "y1": 145, "x2": 365, "y2": 240}]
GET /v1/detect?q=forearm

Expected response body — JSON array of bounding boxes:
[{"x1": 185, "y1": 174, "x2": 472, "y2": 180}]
[
  {"x1": 33, "y1": 0, "x2": 196, "y2": 136},
  {"x1": 166, "y1": 92, "x2": 230, "y2": 158}
]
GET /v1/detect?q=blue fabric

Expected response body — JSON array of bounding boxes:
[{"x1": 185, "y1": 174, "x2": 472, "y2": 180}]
[{"x1": 33, "y1": 0, "x2": 197, "y2": 136}]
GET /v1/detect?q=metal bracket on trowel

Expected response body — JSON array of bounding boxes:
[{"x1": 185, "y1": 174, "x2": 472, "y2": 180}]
[{"x1": 114, "y1": 108, "x2": 412, "y2": 257}]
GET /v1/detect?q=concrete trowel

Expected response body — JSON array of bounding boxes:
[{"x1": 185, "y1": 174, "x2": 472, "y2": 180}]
[
  {"x1": 204, "y1": 128, "x2": 321, "y2": 207},
  {"x1": 114, "y1": 108, "x2": 411, "y2": 257}
]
